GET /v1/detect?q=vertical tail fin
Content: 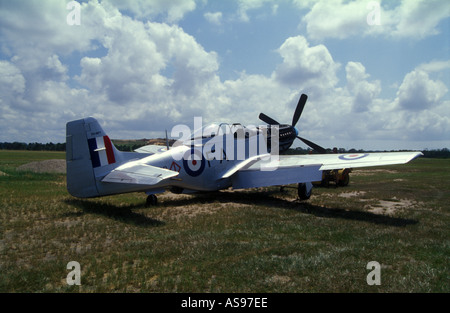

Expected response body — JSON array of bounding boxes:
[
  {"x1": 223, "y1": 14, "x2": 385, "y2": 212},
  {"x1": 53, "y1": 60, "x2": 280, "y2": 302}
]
[{"x1": 66, "y1": 117, "x2": 120, "y2": 198}]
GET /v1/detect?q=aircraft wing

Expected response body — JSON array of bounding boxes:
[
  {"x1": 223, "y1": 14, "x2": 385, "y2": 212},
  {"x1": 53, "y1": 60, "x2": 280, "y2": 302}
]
[
  {"x1": 278, "y1": 151, "x2": 423, "y2": 171},
  {"x1": 134, "y1": 145, "x2": 168, "y2": 154},
  {"x1": 102, "y1": 161, "x2": 178, "y2": 185},
  {"x1": 231, "y1": 151, "x2": 422, "y2": 189}
]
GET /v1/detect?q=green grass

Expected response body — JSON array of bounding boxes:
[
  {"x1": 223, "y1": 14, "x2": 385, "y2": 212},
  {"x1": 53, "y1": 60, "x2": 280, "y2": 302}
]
[{"x1": 0, "y1": 150, "x2": 449, "y2": 292}]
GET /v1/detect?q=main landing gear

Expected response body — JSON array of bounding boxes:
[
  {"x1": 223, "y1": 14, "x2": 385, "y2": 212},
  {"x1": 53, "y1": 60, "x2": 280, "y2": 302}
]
[
  {"x1": 298, "y1": 182, "x2": 313, "y2": 200},
  {"x1": 146, "y1": 194, "x2": 158, "y2": 206}
]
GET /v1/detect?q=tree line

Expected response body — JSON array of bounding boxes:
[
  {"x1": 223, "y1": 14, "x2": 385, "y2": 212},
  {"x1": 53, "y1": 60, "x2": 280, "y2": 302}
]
[
  {"x1": 0, "y1": 141, "x2": 449, "y2": 158},
  {"x1": 0, "y1": 142, "x2": 66, "y2": 151}
]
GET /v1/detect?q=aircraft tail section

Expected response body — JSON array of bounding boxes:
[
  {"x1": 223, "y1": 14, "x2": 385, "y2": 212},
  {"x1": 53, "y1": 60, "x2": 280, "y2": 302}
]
[{"x1": 66, "y1": 117, "x2": 130, "y2": 198}]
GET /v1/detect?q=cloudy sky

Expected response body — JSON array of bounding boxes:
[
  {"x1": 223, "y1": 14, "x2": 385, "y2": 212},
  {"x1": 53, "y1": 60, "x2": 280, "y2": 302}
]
[{"x1": 0, "y1": 0, "x2": 449, "y2": 150}]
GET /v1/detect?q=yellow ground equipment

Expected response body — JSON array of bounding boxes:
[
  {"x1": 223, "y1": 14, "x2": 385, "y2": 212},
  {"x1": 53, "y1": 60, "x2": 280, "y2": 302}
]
[{"x1": 313, "y1": 168, "x2": 351, "y2": 187}]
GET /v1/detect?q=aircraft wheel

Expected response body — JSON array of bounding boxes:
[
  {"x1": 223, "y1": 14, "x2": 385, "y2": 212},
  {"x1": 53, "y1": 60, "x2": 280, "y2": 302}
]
[
  {"x1": 298, "y1": 183, "x2": 312, "y2": 200},
  {"x1": 338, "y1": 172, "x2": 350, "y2": 186},
  {"x1": 146, "y1": 194, "x2": 158, "y2": 206}
]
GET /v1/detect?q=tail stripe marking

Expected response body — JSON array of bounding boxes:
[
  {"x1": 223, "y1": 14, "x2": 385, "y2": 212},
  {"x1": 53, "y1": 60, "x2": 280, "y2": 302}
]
[
  {"x1": 95, "y1": 136, "x2": 108, "y2": 166},
  {"x1": 88, "y1": 138, "x2": 101, "y2": 168},
  {"x1": 103, "y1": 136, "x2": 116, "y2": 164},
  {"x1": 88, "y1": 136, "x2": 116, "y2": 168}
]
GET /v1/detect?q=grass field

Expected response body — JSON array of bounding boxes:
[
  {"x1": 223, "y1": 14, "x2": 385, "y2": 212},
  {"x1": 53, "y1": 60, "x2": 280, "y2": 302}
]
[{"x1": 0, "y1": 150, "x2": 449, "y2": 292}]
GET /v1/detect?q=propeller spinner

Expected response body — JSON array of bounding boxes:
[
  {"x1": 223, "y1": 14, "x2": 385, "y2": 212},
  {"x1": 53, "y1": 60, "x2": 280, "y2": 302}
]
[{"x1": 259, "y1": 94, "x2": 326, "y2": 154}]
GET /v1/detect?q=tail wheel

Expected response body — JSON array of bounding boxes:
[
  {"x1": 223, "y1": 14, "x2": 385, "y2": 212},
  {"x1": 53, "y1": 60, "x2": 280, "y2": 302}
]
[{"x1": 298, "y1": 183, "x2": 312, "y2": 200}]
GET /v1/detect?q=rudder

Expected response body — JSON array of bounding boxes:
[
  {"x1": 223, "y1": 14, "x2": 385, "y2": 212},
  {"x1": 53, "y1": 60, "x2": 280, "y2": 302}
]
[{"x1": 66, "y1": 117, "x2": 119, "y2": 198}]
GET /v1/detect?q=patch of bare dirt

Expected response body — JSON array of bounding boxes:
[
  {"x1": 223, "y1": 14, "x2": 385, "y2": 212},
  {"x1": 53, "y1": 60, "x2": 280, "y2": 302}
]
[
  {"x1": 336, "y1": 190, "x2": 420, "y2": 216},
  {"x1": 17, "y1": 159, "x2": 66, "y2": 173},
  {"x1": 267, "y1": 275, "x2": 292, "y2": 285},
  {"x1": 338, "y1": 191, "x2": 367, "y2": 198},
  {"x1": 366, "y1": 198, "x2": 419, "y2": 215},
  {"x1": 351, "y1": 169, "x2": 399, "y2": 176}
]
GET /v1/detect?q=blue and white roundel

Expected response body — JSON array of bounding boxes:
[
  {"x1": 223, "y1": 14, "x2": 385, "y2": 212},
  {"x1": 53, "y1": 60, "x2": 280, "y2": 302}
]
[
  {"x1": 182, "y1": 148, "x2": 205, "y2": 177},
  {"x1": 338, "y1": 153, "x2": 369, "y2": 161}
]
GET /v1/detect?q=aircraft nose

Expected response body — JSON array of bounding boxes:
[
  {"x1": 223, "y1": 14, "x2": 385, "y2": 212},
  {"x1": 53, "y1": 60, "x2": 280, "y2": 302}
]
[{"x1": 294, "y1": 127, "x2": 299, "y2": 136}]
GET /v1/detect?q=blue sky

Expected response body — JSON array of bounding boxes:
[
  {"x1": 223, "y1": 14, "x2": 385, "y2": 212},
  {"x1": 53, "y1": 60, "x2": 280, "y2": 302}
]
[{"x1": 0, "y1": 0, "x2": 449, "y2": 150}]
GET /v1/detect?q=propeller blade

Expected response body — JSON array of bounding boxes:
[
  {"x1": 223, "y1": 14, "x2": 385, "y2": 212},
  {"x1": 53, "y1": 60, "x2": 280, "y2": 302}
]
[
  {"x1": 259, "y1": 113, "x2": 280, "y2": 125},
  {"x1": 297, "y1": 136, "x2": 327, "y2": 154},
  {"x1": 292, "y1": 94, "x2": 308, "y2": 127}
]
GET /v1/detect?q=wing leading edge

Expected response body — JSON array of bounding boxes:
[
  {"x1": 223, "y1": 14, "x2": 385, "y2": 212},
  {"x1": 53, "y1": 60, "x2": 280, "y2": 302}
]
[
  {"x1": 274, "y1": 151, "x2": 423, "y2": 171},
  {"x1": 231, "y1": 151, "x2": 422, "y2": 189}
]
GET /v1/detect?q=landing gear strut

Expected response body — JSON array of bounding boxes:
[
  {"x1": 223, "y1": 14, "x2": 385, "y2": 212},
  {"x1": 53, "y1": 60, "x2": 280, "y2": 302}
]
[
  {"x1": 298, "y1": 182, "x2": 313, "y2": 200},
  {"x1": 146, "y1": 194, "x2": 158, "y2": 206}
]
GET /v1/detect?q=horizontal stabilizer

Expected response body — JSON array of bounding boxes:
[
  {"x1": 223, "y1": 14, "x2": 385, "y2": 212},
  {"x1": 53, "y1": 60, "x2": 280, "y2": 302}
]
[
  {"x1": 102, "y1": 162, "x2": 178, "y2": 185},
  {"x1": 134, "y1": 145, "x2": 168, "y2": 154}
]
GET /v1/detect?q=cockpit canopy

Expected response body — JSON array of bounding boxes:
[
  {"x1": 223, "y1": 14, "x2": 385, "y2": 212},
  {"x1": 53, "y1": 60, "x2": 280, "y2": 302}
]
[{"x1": 190, "y1": 122, "x2": 260, "y2": 140}]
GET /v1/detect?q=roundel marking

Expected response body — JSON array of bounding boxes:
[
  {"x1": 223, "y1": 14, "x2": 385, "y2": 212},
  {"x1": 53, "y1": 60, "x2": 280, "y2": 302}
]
[
  {"x1": 338, "y1": 153, "x2": 369, "y2": 161},
  {"x1": 182, "y1": 148, "x2": 205, "y2": 177}
]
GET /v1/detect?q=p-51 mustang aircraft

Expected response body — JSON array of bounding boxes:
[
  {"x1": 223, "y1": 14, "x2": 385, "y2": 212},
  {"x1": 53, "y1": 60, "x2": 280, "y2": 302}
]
[{"x1": 66, "y1": 94, "x2": 422, "y2": 205}]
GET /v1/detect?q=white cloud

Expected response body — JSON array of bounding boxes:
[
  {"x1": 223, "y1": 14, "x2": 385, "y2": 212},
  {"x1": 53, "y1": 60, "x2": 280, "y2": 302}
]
[
  {"x1": 104, "y1": 0, "x2": 196, "y2": 22},
  {"x1": 42, "y1": 54, "x2": 69, "y2": 82},
  {"x1": 416, "y1": 60, "x2": 450, "y2": 73},
  {"x1": 0, "y1": 0, "x2": 220, "y2": 141},
  {"x1": 236, "y1": 0, "x2": 278, "y2": 22},
  {"x1": 300, "y1": 0, "x2": 450, "y2": 40},
  {"x1": 273, "y1": 36, "x2": 340, "y2": 94},
  {"x1": 302, "y1": 0, "x2": 371, "y2": 40},
  {"x1": 222, "y1": 72, "x2": 292, "y2": 125},
  {"x1": 204, "y1": 12, "x2": 223, "y2": 25},
  {"x1": 145, "y1": 23, "x2": 220, "y2": 96},
  {"x1": 0, "y1": 0, "x2": 448, "y2": 149},
  {"x1": 0, "y1": 0, "x2": 99, "y2": 56},
  {"x1": 0, "y1": 61, "x2": 25, "y2": 95},
  {"x1": 391, "y1": 0, "x2": 450, "y2": 39},
  {"x1": 396, "y1": 69, "x2": 448, "y2": 111},
  {"x1": 268, "y1": 36, "x2": 449, "y2": 146},
  {"x1": 73, "y1": 17, "x2": 222, "y2": 130},
  {"x1": 345, "y1": 61, "x2": 381, "y2": 112}
]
